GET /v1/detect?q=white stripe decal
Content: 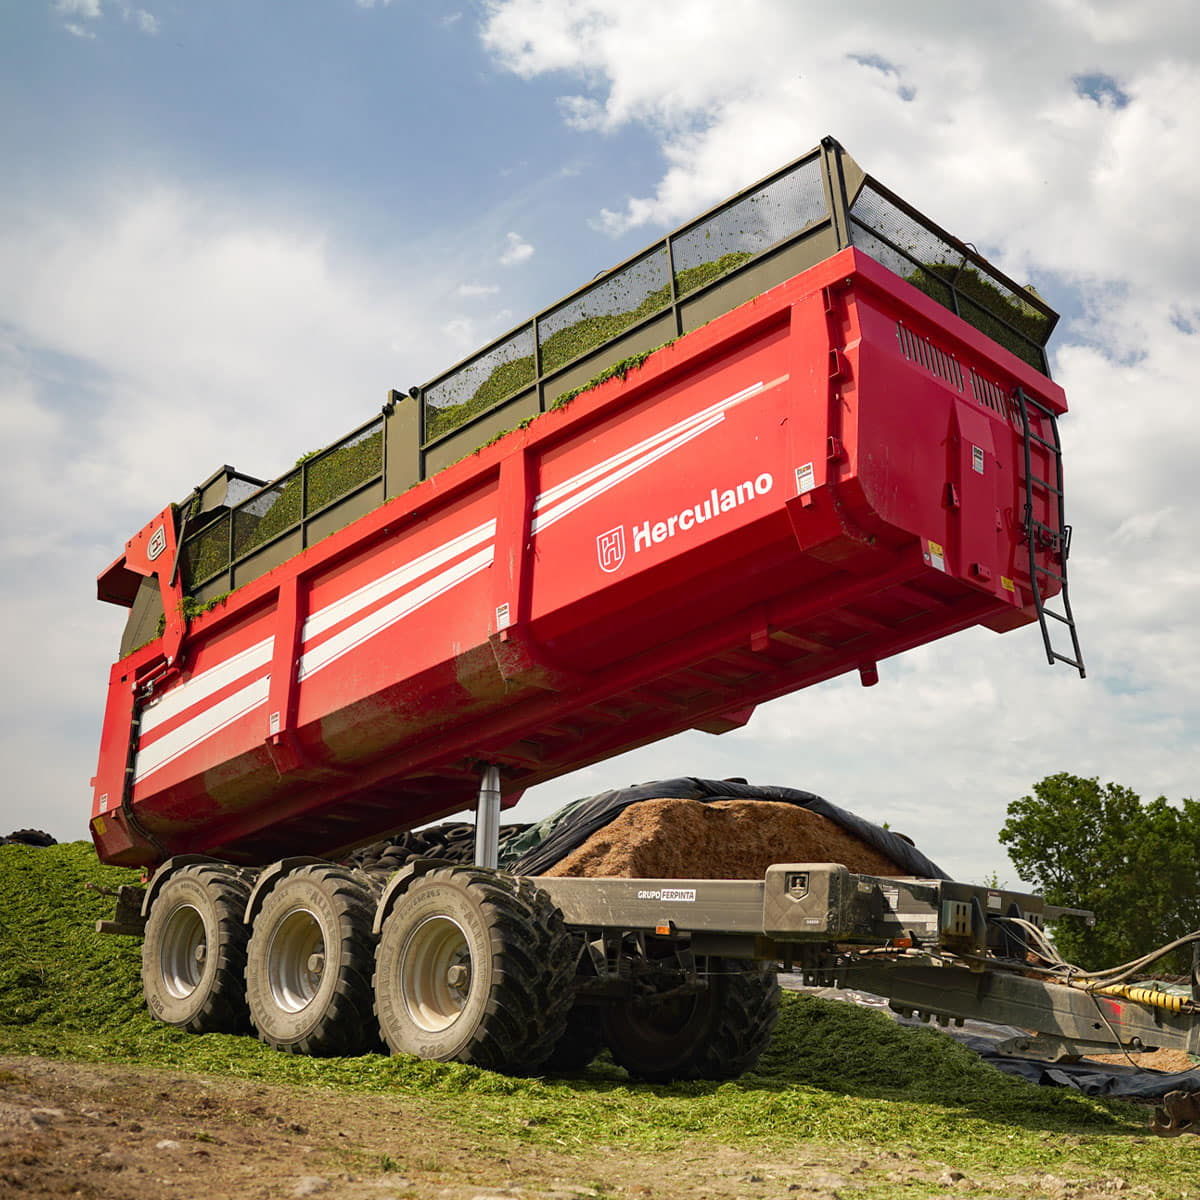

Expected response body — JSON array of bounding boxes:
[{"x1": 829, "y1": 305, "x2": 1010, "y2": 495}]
[
  {"x1": 296, "y1": 546, "x2": 494, "y2": 682},
  {"x1": 531, "y1": 413, "x2": 726, "y2": 535},
  {"x1": 139, "y1": 637, "x2": 274, "y2": 738},
  {"x1": 134, "y1": 377, "x2": 776, "y2": 782},
  {"x1": 533, "y1": 381, "x2": 764, "y2": 514},
  {"x1": 302, "y1": 519, "x2": 496, "y2": 644},
  {"x1": 134, "y1": 675, "x2": 271, "y2": 783}
]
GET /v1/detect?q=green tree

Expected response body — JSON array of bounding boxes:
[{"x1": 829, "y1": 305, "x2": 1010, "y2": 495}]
[{"x1": 999, "y1": 773, "x2": 1200, "y2": 974}]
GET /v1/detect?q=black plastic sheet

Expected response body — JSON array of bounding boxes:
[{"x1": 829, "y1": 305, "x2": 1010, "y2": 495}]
[{"x1": 504, "y1": 777, "x2": 947, "y2": 879}]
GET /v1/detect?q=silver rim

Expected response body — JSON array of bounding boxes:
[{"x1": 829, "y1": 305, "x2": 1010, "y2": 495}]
[
  {"x1": 399, "y1": 915, "x2": 473, "y2": 1033},
  {"x1": 159, "y1": 903, "x2": 207, "y2": 1000},
  {"x1": 266, "y1": 907, "x2": 326, "y2": 1013}
]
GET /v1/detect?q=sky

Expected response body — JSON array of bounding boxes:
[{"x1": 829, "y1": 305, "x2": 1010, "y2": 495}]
[{"x1": 2, "y1": 0, "x2": 1198, "y2": 886}]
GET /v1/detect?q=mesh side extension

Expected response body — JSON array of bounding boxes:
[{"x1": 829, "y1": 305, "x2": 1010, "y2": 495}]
[
  {"x1": 538, "y1": 247, "x2": 670, "y2": 376},
  {"x1": 305, "y1": 419, "x2": 383, "y2": 516},
  {"x1": 849, "y1": 183, "x2": 1052, "y2": 372},
  {"x1": 182, "y1": 512, "x2": 231, "y2": 587},
  {"x1": 233, "y1": 470, "x2": 302, "y2": 559},
  {"x1": 424, "y1": 326, "x2": 535, "y2": 443},
  {"x1": 672, "y1": 157, "x2": 826, "y2": 296}
]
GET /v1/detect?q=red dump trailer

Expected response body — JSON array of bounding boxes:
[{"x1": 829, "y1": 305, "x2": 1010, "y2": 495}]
[
  {"x1": 93, "y1": 140, "x2": 1172, "y2": 1090},
  {"x1": 91, "y1": 141, "x2": 1080, "y2": 871}
]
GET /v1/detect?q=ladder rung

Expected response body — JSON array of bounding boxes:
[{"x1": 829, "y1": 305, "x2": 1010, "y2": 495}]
[
  {"x1": 1029, "y1": 431, "x2": 1058, "y2": 452},
  {"x1": 1023, "y1": 393, "x2": 1056, "y2": 418},
  {"x1": 1035, "y1": 565, "x2": 1065, "y2": 582},
  {"x1": 1030, "y1": 475, "x2": 1063, "y2": 495},
  {"x1": 1051, "y1": 652, "x2": 1084, "y2": 670},
  {"x1": 1042, "y1": 608, "x2": 1072, "y2": 625},
  {"x1": 1030, "y1": 520, "x2": 1061, "y2": 537}
]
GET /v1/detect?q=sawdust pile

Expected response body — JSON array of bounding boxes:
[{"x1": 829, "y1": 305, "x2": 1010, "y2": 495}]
[
  {"x1": 540, "y1": 798, "x2": 906, "y2": 879},
  {"x1": 1087, "y1": 1048, "x2": 1196, "y2": 1073}
]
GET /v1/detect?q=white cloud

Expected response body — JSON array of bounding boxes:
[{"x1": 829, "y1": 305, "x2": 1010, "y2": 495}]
[
  {"x1": 131, "y1": 8, "x2": 158, "y2": 34},
  {"x1": 55, "y1": 0, "x2": 160, "y2": 35},
  {"x1": 498, "y1": 230, "x2": 534, "y2": 266},
  {"x1": 456, "y1": 281, "x2": 500, "y2": 297},
  {"x1": 55, "y1": 0, "x2": 102, "y2": 16},
  {"x1": 442, "y1": 316, "x2": 476, "y2": 345}
]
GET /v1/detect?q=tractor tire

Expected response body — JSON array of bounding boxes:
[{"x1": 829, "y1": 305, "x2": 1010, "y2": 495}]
[
  {"x1": 374, "y1": 866, "x2": 576, "y2": 1073},
  {"x1": 350, "y1": 823, "x2": 530, "y2": 876},
  {"x1": 141, "y1": 863, "x2": 252, "y2": 1034},
  {"x1": 541, "y1": 1000, "x2": 606, "y2": 1072},
  {"x1": 245, "y1": 864, "x2": 378, "y2": 1056},
  {"x1": 603, "y1": 959, "x2": 780, "y2": 1083}
]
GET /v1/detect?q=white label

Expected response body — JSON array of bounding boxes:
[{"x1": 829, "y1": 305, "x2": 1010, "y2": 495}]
[
  {"x1": 636, "y1": 887, "x2": 697, "y2": 902},
  {"x1": 972, "y1": 445, "x2": 985, "y2": 474},
  {"x1": 495, "y1": 603, "x2": 511, "y2": 631},
  {"x1": 987, "y1": 891, "x2": 1002, "y2": 910},
  {"x1": 795, "y1": 462, "x2": 816, "y2": 495},
  {"x1": 269, "y1": 711, "x2": 281, "y2": 735},
  {"x1": 926, "y1": 540, "x2": 946, "y2": 572}
]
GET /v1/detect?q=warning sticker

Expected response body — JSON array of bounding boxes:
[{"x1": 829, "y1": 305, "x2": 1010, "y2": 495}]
[
  {"x1": 1000, "y1": 576, "x2": 1016, "y2": 593},
  {"x1": 925, "y1": 539, "x2": 946, "y2": 572},
  {"x1": 972, "y1": 445, "x2": 985, "y2": 474},
  {"x1": 795, "y1": 462, "x2": 816, "y2": 495},
  {"x1": 495, "y1": 602, "x2": 511, "y2": 631}
]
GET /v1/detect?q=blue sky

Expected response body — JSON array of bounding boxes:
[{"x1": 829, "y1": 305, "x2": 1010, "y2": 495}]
[{"x1": 3, "y1": 0, "x2": 1199, "y2": 884}]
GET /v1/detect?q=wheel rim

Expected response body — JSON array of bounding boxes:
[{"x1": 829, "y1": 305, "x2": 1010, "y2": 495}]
[
  {"x1": 398, "y1": 915, "x2": 472, "y2": 1033},
  {"x1": 266, "y1": 907, "x2": 326, "y2": 1013},
  {"x1": 159, "y1": 903, "x2": 207, "y2": 999}
]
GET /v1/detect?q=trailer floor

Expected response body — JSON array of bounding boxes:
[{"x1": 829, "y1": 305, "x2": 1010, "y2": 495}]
[{"x1": 0, "y1": 1055, "x2": 1180, "y2": 1200}]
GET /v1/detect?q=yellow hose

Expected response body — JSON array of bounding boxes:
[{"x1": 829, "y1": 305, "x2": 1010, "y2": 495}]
[{"x1": 1088, "y1": 983, "x2": 1194, "y2": 1014}]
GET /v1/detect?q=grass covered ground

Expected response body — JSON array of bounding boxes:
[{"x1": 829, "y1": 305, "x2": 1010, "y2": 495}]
[{"x1": 0, "y1": 842, "x2": 1190, "y2": 1195}]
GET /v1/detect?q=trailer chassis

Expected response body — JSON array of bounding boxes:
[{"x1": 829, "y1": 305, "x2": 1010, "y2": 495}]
[{"x1": 529, "y1": 865, "x2": 1200, "y2": 1060}]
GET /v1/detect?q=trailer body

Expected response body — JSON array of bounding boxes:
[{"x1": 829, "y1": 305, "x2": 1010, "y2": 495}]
[{"x1": 92, "y1": 243, "x2": 1073, "y2": 868}]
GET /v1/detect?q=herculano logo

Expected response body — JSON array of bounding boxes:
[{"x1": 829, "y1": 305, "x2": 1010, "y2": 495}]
[{"x1": 595, "y1": 472, "x2": 774, "y2": 572}]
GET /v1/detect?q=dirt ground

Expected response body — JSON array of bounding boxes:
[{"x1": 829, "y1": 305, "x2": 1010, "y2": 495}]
[{"x1": 0, "y1": 1055, "x2": 1174, "y2": 1200}]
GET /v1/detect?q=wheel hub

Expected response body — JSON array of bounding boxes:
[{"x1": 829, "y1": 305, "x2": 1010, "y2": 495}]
[
  {"x1": 159, "y1": 904, "x2": 207, "y2": 1000},
  {"x1": 399, "y1": 915, "x2": 473, "y2": 1033},
  {"x1": 266, "y1": 908, "x2": 326, "y2": 1014}
]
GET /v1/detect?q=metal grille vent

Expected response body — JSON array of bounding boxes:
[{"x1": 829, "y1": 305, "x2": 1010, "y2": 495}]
[
  {"x1": 969, "y1": 369, "x2": 1012, "y2": 417},
  {"x1": 896, "y1": 322, "x2": 963, "y2": 390}
]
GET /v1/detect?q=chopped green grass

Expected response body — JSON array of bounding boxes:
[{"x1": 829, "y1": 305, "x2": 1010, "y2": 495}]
[
  {"x1": 424, "y1": 251, "x2": 753, "y2": 443},
  {"x1": 0, "y1": 842, "x2": 1189, "y2": 1192},
  {"x1": 905, "y1": 263, "x2": 1051, "y2": 371}
]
